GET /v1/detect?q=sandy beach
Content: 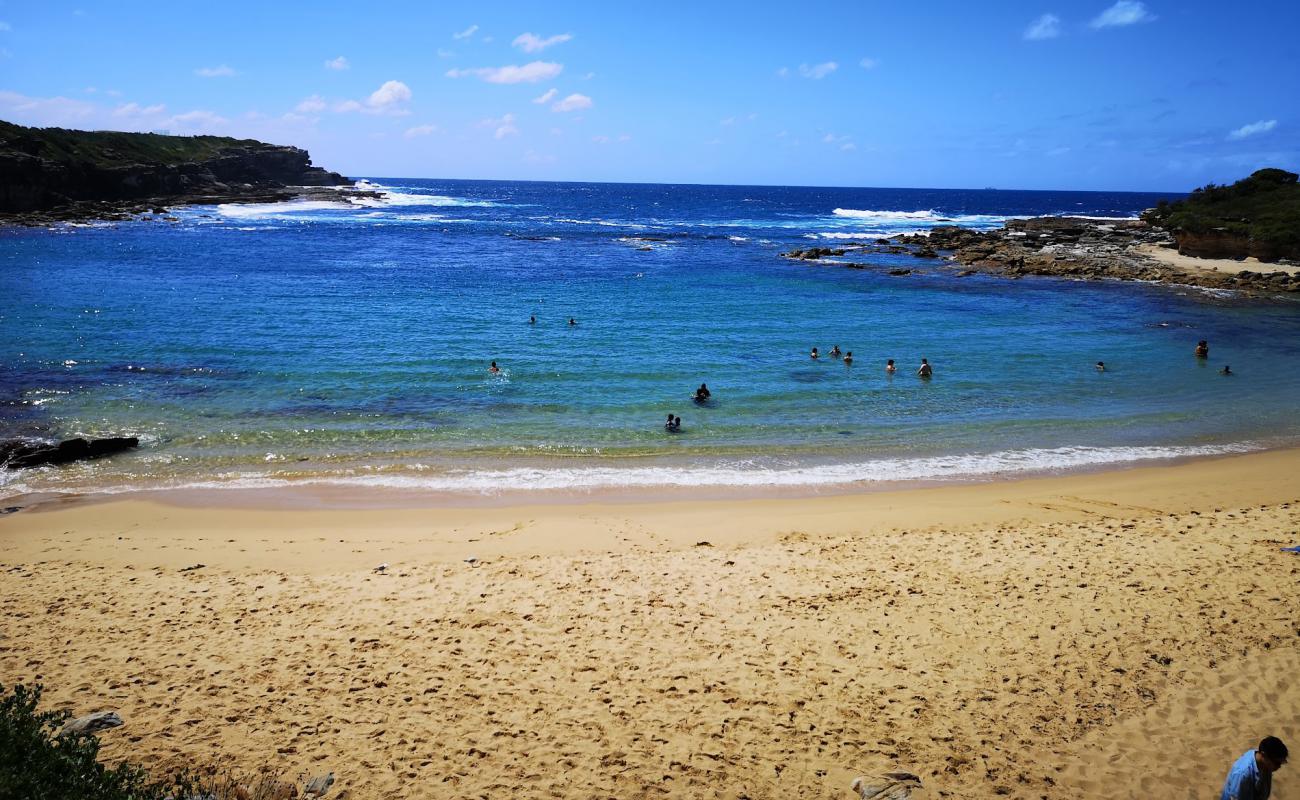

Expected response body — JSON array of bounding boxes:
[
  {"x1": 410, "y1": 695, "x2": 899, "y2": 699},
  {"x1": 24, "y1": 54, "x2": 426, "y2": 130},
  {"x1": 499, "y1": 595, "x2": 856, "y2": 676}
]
[
  {"x1": 3, "y1": 451, "x2": 1299, "y2": 799},
  {"x1": 1135, "y1": 243, "x2": 1300, "y2": 277}
]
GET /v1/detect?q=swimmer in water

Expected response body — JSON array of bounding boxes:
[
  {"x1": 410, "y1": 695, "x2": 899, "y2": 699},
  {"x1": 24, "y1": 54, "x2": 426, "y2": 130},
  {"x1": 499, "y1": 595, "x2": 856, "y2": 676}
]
[
  {"x1": 1195, "y1": 339, "x2": 1209, "y2": 358},
  {"x1": 1220, "y1": 365, "x2": 1233, "y2": 375},
  {"x1": 695, "y1": 383, "x2": 711, "y2": 402},
  {"x1": 843, "y1": 351, "x2": 853, "y2": 365},
  {"x1": 665, "y1": 413, "x2": 676, "y2": 431},
  {"x1": 489, "y1": 361, "x2": 500, "y2": 374},
  {"x1": 917, "y1": 358, "x2": 933, "y2": 378},
  {"x1": 811, "y1": 347, "x2": 819, "y2": 360},
  {"x1": 569, "y1": 317, "x2": 577, "y2": 326},
  {"x1": 885, "y1": 359, "x2": 896, "y2": 374},
  {"x1": 529, "y1": 315, "x2": 536, "y2": 324},
  {"x1": 1096, "y1": 361, "x2": 1106, "y2": 371},
  {"x1": 829, "y1": 345, "x2": 842, "y2": 359}
]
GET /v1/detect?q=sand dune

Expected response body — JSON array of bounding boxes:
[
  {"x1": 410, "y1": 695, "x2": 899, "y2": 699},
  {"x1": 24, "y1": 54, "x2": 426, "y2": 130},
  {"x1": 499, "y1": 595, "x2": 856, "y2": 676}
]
[{"x1": 2, "y1": 450, "x2": 1298, "y2": 799}]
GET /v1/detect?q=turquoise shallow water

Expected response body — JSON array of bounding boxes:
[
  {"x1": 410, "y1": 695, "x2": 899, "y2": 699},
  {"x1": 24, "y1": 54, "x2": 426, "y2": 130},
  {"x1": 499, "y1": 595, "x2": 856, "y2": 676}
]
[{"x1": 2, "y1": 179, "x2": 1299, "y2": 498}]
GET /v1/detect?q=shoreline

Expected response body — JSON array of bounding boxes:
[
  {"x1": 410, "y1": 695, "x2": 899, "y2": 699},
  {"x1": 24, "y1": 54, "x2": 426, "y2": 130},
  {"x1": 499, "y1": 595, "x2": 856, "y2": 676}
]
[
  {"x1": 4, "y1": 446, "x2": 1297, "y2": 570},
  {"x1": 1, "y1": 439, "x2": 1274, "y2": 513}
]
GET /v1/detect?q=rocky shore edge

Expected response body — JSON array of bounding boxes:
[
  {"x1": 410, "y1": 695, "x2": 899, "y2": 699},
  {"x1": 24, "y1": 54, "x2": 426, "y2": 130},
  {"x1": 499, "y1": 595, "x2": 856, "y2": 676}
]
[
  {"x1": 785, "y1": 217, "x2": 1300, "y2": 295},
  {"x1": 0, "y1": 183, "x2": 385, "y2": 228}
]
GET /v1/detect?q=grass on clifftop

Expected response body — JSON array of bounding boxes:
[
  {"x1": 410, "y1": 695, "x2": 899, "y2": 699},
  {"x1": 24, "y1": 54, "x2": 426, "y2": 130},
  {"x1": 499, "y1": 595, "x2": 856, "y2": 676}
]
[
  {"x1": 1143, "y1": 167, "x2": 1300, "y2": 252},
  {"x1": 0, "y1": 119, "x2": 267, "y2": 167}
]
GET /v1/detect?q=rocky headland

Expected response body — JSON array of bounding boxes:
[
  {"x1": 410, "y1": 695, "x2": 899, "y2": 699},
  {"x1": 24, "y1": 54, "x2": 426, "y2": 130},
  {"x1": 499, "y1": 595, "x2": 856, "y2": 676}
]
[
  {"x1": 0, "y1": 120, "x2": 378, "y2": 225},
  {"x1": 784, "y1": 215, "x2": 1300, "y2": 295}
]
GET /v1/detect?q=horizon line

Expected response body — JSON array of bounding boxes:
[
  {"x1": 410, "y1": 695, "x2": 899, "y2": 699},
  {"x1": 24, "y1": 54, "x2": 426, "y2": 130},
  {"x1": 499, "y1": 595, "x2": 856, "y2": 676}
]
[{"x1": 348, "y1": 174, "x2": 1191, "y2": 197}]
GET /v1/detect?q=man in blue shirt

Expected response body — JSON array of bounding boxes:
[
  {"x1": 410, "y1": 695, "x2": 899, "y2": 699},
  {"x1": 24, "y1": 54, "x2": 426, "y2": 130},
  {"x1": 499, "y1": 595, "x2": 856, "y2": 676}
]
[{"x1": 1221, "y1": 736, "x2": 1288, "y2": 800}]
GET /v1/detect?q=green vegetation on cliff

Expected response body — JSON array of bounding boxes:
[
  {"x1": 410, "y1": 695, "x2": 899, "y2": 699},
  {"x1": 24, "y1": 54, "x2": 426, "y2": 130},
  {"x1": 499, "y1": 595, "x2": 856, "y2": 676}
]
[
  {"x1": 0, "y1": 119, "x2": 348, "y2": 216},
  {"x1": 0, "y1": 119, "x2": 260, "y2": 168},
  {"x1": 1143, "y1": 168, "x2": 1300, "y2": 260}
]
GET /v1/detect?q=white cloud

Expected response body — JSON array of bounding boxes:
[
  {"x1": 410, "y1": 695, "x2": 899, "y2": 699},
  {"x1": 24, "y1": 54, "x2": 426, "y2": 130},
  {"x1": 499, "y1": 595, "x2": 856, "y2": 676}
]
[
  {"x1": 513, "y1": 32, "x2": 572, "y2": 53},
  {"x1": 1047, "y1": 146, "x2": 1071, "y2": 156},
  {"x1": 859, "y1": 57, "x2": 879, "y2": 69},
  {"x1": 368, "y1": 80, "x2": 411, "y2": 108},
  {"x1": 112, "y1": 102, "x2": 166, "y2": 117},
  {"x1": 0, "y1": 21, "x2": 11, "y2": 32},
  {"x1": 404, "y1": 124, "x2": 439, "y2": 138},
  {"x1": 295, "y1": 95, "x2": 327, "y2": 113},
  {"x1": 1024, "y1": 13, "x2": 1062, "y2": 40},
  {"x1": 1089, "y1": 1, "x2": 1155, "y2": 29},
  {"x1": 446, "y1": 61, "x2": 563, "y2": 84},
  {"x1": 582, "y1": 71, "x2": 596, "y2": 80},
  {"x1": 195, "y1": 64, "x2": 236, "y2": 78},
  {"x1": 720, "y1": 117, "x2": 735, "y2": 126},
  {"x1": 776, "y1": 67, "x2": 790, "y2": 78},
  {"x1": 437, "y1": 48, "x2": 455, "y2": 58},
  {"x1": 798, "y1": 62, "x2": 837, "y2": 79},
  {"x1": 0, "y1": 90, "x2": 99, "y2": 126},
  {"x1": 164, "y1": 110, "x2": 229, "y2": 130},
  {"x1": 453, "y1": 24, "x2": 478, "y2": 40},
  {"x1": 551, "y1": 93, "x2": 592, "y2": 113},
  {"x1": 1227, "y1": 119, "x2": 1277, "y2": 140},
  {"x1": 480, "y1": 113, "x2": 518, "y2": 139},
  {"x1": 533, "y1": 88, "x2": 558, "y2": 104},
  {"x1": 592, "y1": 135, "x2": 610, "y2": 144},
  {"x1": 329, "y1": 81, "x2": 413, "y2": 116},
  {"x1": 324, "y1": 56, "x2": 349, "y2": 70},
  {"x1": 617, "y1": 134, "x2": 631, "y2": 142},
  {"x1": 841, "y1": 142, "x2": 857, "y2": 151}
]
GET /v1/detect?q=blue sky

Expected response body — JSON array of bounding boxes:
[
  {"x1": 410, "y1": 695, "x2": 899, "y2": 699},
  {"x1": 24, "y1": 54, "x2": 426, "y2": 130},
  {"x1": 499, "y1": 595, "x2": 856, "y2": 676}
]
[{"x1": 1, "y1": 1, "x2": 1296, "y2": 191}]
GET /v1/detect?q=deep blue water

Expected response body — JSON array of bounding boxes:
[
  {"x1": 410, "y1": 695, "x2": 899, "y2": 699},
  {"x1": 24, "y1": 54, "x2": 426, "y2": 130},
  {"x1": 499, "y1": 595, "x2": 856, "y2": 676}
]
[{"x1": 3, "y1": 179, "x2": 1299, "y2": 498}]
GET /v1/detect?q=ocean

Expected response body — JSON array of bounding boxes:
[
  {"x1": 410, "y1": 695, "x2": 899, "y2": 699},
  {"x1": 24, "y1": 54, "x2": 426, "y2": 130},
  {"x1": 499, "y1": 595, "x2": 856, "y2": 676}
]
[{"x1": 3, "y1": 179, "x2": 1299, "y2": 501}]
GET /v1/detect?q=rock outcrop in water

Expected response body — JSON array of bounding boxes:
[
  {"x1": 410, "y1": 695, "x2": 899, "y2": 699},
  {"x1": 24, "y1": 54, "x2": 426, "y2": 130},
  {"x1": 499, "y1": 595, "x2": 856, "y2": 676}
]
[
  {"x1": 1, "y1": 436, "x2": 139, "y2": 469},
  {"x1": 783, "y1": 216, "x2": 1300, "y2": 294},
  {"x1": 0, "y1": 119, "x2": 367, "y2": 225}
]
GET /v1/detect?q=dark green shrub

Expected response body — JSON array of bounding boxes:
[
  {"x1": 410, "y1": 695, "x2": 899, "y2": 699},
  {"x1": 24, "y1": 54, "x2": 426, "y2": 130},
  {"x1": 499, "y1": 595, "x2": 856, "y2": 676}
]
[
  {"x1": 0, "y1": 682, "x2": 191, "y2": 800},
  {"x1": 1143, "y1": 168, "x2": 1300, "y2": 258}
]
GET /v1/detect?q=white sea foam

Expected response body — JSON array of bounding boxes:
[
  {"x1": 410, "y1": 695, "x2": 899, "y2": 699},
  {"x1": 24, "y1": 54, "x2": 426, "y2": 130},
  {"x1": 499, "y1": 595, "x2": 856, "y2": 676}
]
[
  {"x1": 217, "y1": 199, "x2": 356, "y2": 218},
  {"x1": 1, "y1": 443, "x2": 1259, "y2": 501},
  {"x1": 833, "y1": 208, "x2": 941, "y2": 220},
  {"x1": 809, "y1": 232, "x2": 905, "y2": 240},
  {"x1": 353, "y1": 180, "x2": 505, "y2": 208},
  {"x1": 556, "y1": 217, "x2": 644, "y2": 228}
]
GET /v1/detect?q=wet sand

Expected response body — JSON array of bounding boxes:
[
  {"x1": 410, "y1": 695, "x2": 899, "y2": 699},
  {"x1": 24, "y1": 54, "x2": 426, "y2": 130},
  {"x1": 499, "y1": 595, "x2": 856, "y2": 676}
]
[{"x1": 2, "y1": 449, "x2": 1298, "y2": 798}]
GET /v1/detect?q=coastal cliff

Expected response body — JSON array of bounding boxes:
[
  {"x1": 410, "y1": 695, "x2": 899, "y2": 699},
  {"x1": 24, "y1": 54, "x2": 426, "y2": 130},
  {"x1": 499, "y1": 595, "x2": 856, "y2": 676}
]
[{"x1": 0, "y1": 120, "x2": 355, "y2": 223}]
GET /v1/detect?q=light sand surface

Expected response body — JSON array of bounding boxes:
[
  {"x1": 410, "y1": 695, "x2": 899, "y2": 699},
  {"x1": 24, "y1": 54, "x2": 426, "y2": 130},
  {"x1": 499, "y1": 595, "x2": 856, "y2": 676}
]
[
  {"x1": 1135, "y1": 243, "x2": 1300, "y2": 276},
  {"x1": 2, "y1": 450, "x2": 1299, "y2": 799}
]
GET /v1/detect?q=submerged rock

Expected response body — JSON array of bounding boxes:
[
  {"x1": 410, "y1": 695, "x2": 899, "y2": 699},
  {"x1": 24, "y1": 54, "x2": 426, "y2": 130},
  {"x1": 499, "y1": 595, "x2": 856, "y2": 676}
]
[{"x1": 2, "y1": 436, "x2": 139, "y2": 469}]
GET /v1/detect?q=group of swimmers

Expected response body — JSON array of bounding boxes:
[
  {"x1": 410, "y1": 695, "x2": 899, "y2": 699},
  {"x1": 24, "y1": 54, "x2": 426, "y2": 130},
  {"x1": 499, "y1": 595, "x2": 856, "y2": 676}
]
[
  {"x1": 492, "y1": 324, "x2": 1232, "y2": 434},
  {"x1": 811, "y1": 346, "x2": 933, "y2": 377}
]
